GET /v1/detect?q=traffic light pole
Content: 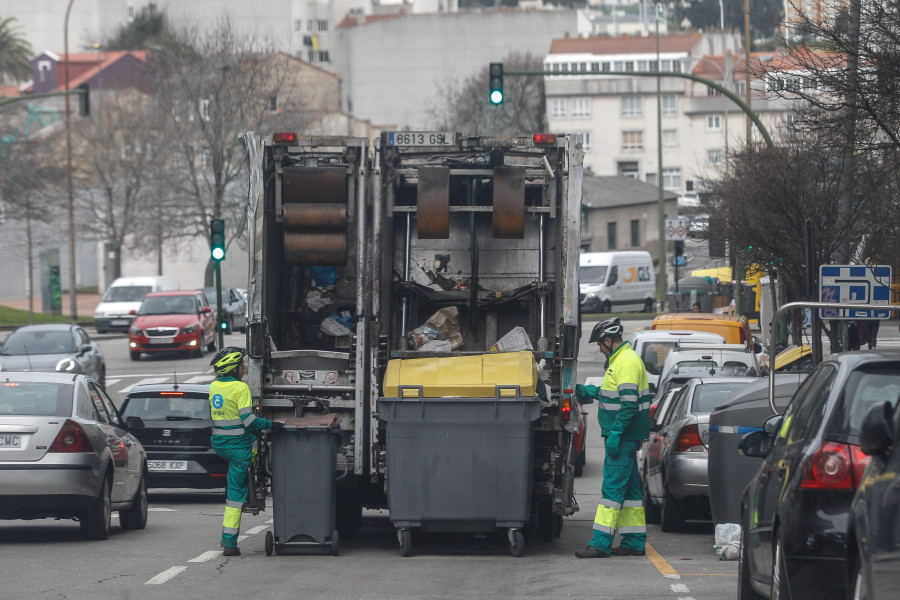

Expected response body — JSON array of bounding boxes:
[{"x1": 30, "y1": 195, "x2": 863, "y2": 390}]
[{"x1": 215, "y1": 260, "x2": 224, "y2": 350}]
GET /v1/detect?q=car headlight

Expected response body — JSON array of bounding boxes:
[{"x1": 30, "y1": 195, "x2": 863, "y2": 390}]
[
  {"x1": 56, "y1": 358, "x2": 77, "y2": 372},
  {"x1": 129, "y1": 326, "x2": 142, "y2": 336},
  {"x1": 587, "y1": 293, "x2": 597, "y2": 298},
  {"x1": 181, "y1": 324, "x2": 199, "y2": 334}
]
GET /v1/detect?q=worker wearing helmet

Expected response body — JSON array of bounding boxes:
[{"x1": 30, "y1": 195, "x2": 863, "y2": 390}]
[
  {"x1": 574, "y1": 318, "x2": 651, "y2": 558},
  {"x1": 208, "y1": 346, "x2": 283, "y2": 556}
]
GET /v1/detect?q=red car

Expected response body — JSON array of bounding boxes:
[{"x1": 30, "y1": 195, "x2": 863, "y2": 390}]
[{"x1": 128, "y1": 291, "x2": 217, "y2": 360}]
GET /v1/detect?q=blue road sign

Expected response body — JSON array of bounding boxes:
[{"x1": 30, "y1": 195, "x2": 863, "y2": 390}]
[{"x1": 819, "y1": 264, "x2": 892, "y2": 319}]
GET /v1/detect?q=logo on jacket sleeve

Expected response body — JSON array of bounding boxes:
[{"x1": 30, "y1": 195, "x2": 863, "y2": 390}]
[{"x1": 212, "y1": 393, "x2": 224, "y2": 409}]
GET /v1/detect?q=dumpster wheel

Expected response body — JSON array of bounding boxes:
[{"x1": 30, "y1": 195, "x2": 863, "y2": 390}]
[
  {"x1": 265, "y1": 531, "x2": 274, "y2": 556},
  {"x1": 398, "y1": 528, "x2": 412, "y2": 557},
  {"x1": 508, "y1": 528, "x2": 524, "y2": 557}
]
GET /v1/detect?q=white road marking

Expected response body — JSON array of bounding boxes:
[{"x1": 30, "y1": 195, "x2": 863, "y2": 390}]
[
  {"x1": 118, "y1": 377, "x2": 168, "y2": 394},
  {"x1": 188, "y1": 551, "x2": 222, "y2": 563},
  {"x1": 238, "y1": 535, "x2": 248, "y2": 542},
  {"x1": 664, "y1": 573, "x2": 682, "y2": 579},
  {"x1": 149, "y1": 507, "x2": 177, "y2": 512},
  {"x1": 265, "y1": 519, "x2": 273, "y2": 524},
  {"x1": 245, "y1": 525, "x2": 268, "y2": 535},
  {"x1": 184, "y1": 375, "x2": 212, "y2": 384},
  {"x1": 111, "y1": 371, "x2": 208, "y2": 379},
  {"x1": 670, "y1": 584, "x2": 690, "y2": 593},
  {"x1": 104, "y1": 378, "x2": 121, "y2": 387},
  {"x1": 145, "y1": 566, "x2": 187, "y2": 585}
]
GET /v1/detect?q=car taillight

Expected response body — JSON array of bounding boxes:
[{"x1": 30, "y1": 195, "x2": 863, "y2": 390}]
[
  {"x1": 650, "y1": 403, "x2": 658, "y2": 420},
  {"x1": 48, "y1": 419, "x2": 93, "y2": 453},
  {"x1": 800, "y1": 441, "x2": 869, "y2": 490},
  {"x1": 674, "y1": 424, "x2": 705, "y2": 452},
  {"x1": 561, "y1": 396, "x2": 572, "y2": 421}
]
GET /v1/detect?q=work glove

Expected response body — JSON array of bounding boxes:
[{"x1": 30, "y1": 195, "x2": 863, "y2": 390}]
[
  {"x1": 271, "y1": 421, "x2": 285, "y2": 434},
  {"x1": 575, "y1": 384, "x2": 595, "y2": 404},
  {"x1": 605, "y1": 432, "x2": 621, "y2": 459}
]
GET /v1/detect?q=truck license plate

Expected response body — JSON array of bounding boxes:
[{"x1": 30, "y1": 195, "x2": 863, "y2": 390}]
[
  {"x1": 387, "y1": 132, "x2": 455, "y2": 147},
  {"x1": 148, "y1": 460, "x2": 188, "y2": 471}
]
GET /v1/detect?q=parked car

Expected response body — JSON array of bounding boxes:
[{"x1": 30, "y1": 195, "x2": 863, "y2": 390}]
[
  {"x1": 0, "y1": 324, "x2": 106, "y2": 388},
  {"x1": 688, "y1": 214, "x2": 709, "y2": 238},
  {"x1": 626, "y1": 330, "x2": 726, "y2": 393},
  {"x1": 847, "y1": 399, "x2": 900, "y2": 600},
  {"x1": 200, "y1": 287, "x2": 247, "y2": 334},
  {"x1": 677, "y1": 192, "x2": 701, "y2": 208},
  {"x1": 639, "y1": 386, "x2": 682, "y2": 523},
  {"x1": 128, "y1": 291, "x2": 217, "y2": 361},
  {"x1": 738, "y1": 350, "x2": 900, "y2": 600},
  {"x1": 645, "y1": 376, "x2": 758, "y2": 532},
  {"x1": 0, "y1": 372, "x2": 148, "y2": 539},
  {"x1": 120, "y1": 383, "x2": 226, "y2": 489},
  {"x1": 652, "y1": 312, "x2": 753, "y2": 347}
]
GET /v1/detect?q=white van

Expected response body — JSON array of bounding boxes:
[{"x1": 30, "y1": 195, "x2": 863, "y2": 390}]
[
  {"x1": 94, "y1": 276, "x2": 177, "y2": 333},
  {"x1": 579, "y1": 251, "x2": 656, "y2": 313}
]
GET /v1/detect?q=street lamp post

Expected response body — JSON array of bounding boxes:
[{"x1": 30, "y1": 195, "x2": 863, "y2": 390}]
[
  {"x1": 655, "y1": 2, "x2": 667, "y2": 310},
  {"x1": 64, "y1": 0, "x2": 77, "y2": 321}
]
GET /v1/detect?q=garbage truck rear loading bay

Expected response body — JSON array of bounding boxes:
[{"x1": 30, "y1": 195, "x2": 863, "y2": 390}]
[{"x1": 239, "y1": 131, "x2": 585, "y2": 553}]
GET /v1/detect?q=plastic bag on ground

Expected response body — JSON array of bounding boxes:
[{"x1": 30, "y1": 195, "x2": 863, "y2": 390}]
[{"x1": 714, "y1": 523, "x2": 741, "y2": 560}]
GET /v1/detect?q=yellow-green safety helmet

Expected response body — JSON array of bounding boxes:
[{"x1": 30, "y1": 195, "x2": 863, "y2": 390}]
[{"x1": 211, "y1": 346, "x2": 246, "y2": 375}]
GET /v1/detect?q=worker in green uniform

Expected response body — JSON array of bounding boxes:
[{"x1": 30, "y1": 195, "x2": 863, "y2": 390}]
[
  {"x1": 574, "y1": 318, "x2": 651, "y2": 558},
  {"x1": 208, "y1": 346, "x2": 283, "y2": 556}
]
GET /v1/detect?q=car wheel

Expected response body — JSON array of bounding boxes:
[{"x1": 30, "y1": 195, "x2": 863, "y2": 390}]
[
  {"x1": 660, "y1": 485, "x2": 684, "y2": 533},
  {"x1": 738, "y1": 509, "x2": 764, "y2": 600},
  {"x1": 130, "y1": 351, "x2": 140, "y2": 362},
  {"x1": 207, "y1": 335, "x2": 217, "y2": 352},
  {"x1": 643, "y1": 476, "x2": 661, "y2": 525},
  {"x1": 120, "y1": 469, "x2": 148, "y2": 530},
  {"x1": 643, "y1": 299, "x2": 654, "y2": 313},
  {"x1": 81, "y1": 477, "x2": 112, "y2": 540},
  {"x1": 194, "y1": 341, "x2": 204, "y2": 359},
  {"x1": 600, "y1": 300, "x2": 612, "y2": 314},
  {"x1": 770, "y1": 535, "x2": 790, "y2": 600}
]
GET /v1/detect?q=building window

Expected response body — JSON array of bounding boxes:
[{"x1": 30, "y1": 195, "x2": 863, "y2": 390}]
[
  {"x1": 663, "y1": 129, "x2": 678, "y2": 146},
  {"x1": 203, "y1": 148, "x2": 212, "y2": 169},
  {"x1": 621, "y1": 96, "x2": 642, "y2": 117},
  {"x1": 199, "y1": 98, "x2": 210, "y2": 121},
  {"x1": 736, "y1": 81, "x2": 746, "y2": 95},
  {"x1": 318, "y1": 19, "x2": 328, "y2": 32},
  {"x1": 624, "y1": 61, "x2": 634, "y2": 71},
  {"x1": 38, "y1": 61, "x2": 51, "y2": 83},
  {"x1": 646, "y1": 172, "x2": 658, "y2": 186},
  {"x1": 591, "y1": 62, "x2": 600, "y2": 72},
  {"x1": 637, "y1": 60, "x2": 648, "y2": 71},
  {"x1": 318, "y1": 51, "x2": 329, "y2": 63},
  {"x1": 661, "y1": 94, "x2": 676, "y2": 115},
  {"x1": 551, "y1": 98, "x2": 567, "y2": 118},
  {"x1": 607, "y1": 222, "x2": 617, "y2": 250},
  {"x1": 574, "y1": 132, "x2": 592, "y2": 151},
  {"x1": 630, "y1": 219, "x2": 640, "y2": 247},
  {"x1": 707, "y1": 115, "x2": 722, "y2": 131},
  {"x1": 572, "y1": 97, "x2": 591, "y2": 118},
  {"x1": 307, "y1": 20, "x2": 313, "y2": 32},
  {"x1": 601, "y1": 62, "x2": 611, "y2": 72},
  {"x1": 294, "y1": 20, "x2": 302, "y2": 32},
  {"x1": 269, "y1": 95, "x2": 278, "y2": 111},
  {"x1": 308, "y1": 50, "x2": 315, "y2": 62},
  {"x1": 708, "y1": 149, "x2": 724, "y2": 164},
  {"x1": 663, "y1": 168, "x2": 682, "y2": 190},
  {"x1": 622, "y1": 130, "x2": 643, "y2": 150}
]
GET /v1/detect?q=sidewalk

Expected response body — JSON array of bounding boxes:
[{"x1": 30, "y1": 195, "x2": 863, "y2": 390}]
[{"x1": 0, "y1": 293, "x2": 102, "y2": 319}]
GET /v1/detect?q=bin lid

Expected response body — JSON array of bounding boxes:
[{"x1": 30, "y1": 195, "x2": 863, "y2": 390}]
[
  {"x1": 709, "y1": 374, "x2": 807, "y2": 428},
  {"x1": 383, "y1": 350, "x2": 538, "y2": 398}
]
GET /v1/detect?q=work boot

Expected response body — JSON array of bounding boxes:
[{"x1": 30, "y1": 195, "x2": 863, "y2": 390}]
[
  {"x1": 610, "y1": 546, "x2": 646, "y2": 557},
  {"x1": 223, "y1": 547, "x2": 241, "y2": 557},
  {"x1": 575, "y1": 545, "x2": 610, "y2": 558}
]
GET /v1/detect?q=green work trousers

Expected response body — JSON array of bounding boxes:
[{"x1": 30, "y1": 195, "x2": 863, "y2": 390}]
[{"x1": 589, "y1": 439, "x2": 647, "y2": 553}]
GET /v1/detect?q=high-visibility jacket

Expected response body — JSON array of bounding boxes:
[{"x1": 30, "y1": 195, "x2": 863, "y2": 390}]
[
  {"x1": 209, "y1": 376, "x2": 272, "y2": 449},
  {"x1": 581, "y1": 341, "x2": 651, "y2": 441}
]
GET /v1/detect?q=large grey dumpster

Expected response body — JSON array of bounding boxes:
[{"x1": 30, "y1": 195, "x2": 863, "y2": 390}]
[
  {"x1": 707, "y1": 374, "x2": 808, "y2": 525},
  {"x1": 266, "y1": 415, "x2": 341, "y2": 556},
  {"x1": 378, "y1": 386, "x2": 541, "y2": 557}
]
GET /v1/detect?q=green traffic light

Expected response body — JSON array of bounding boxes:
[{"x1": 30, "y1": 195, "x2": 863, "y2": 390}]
[
  {"x1": 220, "y1": 321, "x2": 227, "y2": 330},
  {"x1": 212, "y1": 247, "x2": 225, "y2": 261},
  {"x1": 489, "y1": 62, "x2": 503, "y2": 105},
  {"x1": 490, "y1": 90, "x2": 503, "y2": 104}
]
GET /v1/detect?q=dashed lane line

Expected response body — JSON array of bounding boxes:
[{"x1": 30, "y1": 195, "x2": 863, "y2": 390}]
[
  {"x1": 646, "y1": 542, "x2": 680, "y2": 579},
  {"x1": 188, "y1": 551, "x2": 222, "y2": 563},
  {"x1": 670, "y1": 584, "x2": 690, "y2": 593},
  {"x1": 245, "y1": 525, "x2": 268, "y2": 535},
  {"x1": 145, "y1": 566, "x2": 187, "y2": 585},
  {"x1": 104, "y1": 378, "x2": 121, "y2": 387}
]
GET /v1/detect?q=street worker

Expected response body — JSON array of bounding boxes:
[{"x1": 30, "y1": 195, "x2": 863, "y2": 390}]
[
  {"x1": 574, "y1": 318, "x2": 651, "y2": 558},
  {"x1": 208, "y1": 346, "x2": 284, "y2": 556}
]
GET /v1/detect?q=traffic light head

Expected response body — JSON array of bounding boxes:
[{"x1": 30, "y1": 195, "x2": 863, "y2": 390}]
[
  {"x1": 489, "y1": 63, "x2": 503, "y2": 105},
  {"x1": 77, "y1": 83, "x2": 90, "y2": 116},
  {"x1": 210, "y1": 219, "x2": 225, "y2": 261}
]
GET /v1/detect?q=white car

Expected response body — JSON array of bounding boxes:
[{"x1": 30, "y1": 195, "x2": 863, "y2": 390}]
[
  {"x1": 626, "y1": 330, "x2": 726, "y2": 393},
  {"x1": 677, "y1": 192, "x2": 701, "y2": 208},
  {"x1": 689, "y1": 214, "x2": 709, "y2": 237}
]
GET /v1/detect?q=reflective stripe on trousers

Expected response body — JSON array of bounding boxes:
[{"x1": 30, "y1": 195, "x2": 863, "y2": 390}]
[
  {"x1": 589, "y1": 439, "x2": 647, "y2": 553},
  {"x1": 212, "y1": 441, "x2": 252, "y2": 549}
]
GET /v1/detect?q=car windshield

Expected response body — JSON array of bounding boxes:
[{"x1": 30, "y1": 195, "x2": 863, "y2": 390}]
[
  {"x1": 139, "y1": 296, "x2": 197, "y2": 315},
  {"x1": 1, "y1": 331, "x2": 74, "y2": 355},
  {"x1": 642, "y1": 342, "x2": 679, "y2": 376},
  {"x1": 0, "y1": 382, "x2": 73, "y2": 416},
  {"x1": 201, "y1": 289, "x2": 217, "y2": 305},
  {"x1": 102, "y1": 285, "x2": 152, "y2": 302},
  {"x1": 832, "y1": 367, "x2": 900, "y2": 437},
  {"x1": 692, "y1": 381, "x2": 751, "y2": 413},
  {"x1": 121, "y1": 393, "x2": 210, "y2": 421},
  {"x1": 579, "y1": 265, "x2": 608, "y2": 285}
]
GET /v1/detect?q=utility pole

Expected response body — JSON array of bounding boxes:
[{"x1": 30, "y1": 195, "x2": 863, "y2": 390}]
[
  {"x1": 655, "y1": 2, "x2": 667, "y2": 310},
  {"x1": 64, "y1": 0, "x2": 78, "y2": 321}
]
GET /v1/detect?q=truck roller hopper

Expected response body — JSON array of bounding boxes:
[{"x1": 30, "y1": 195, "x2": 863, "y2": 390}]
[
  {"x1": 283, "y1": 203, "x2": 347, "y2": 229},
  {"x1": 284, "y1": 232, "x2": 347, "y2": 265}
]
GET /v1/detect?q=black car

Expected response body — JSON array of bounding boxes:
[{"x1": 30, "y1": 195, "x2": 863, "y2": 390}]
[
  {"x1": 737, "y1": 350, "x2": 900, "y2": 600},
  {"x1": 119, "y1": 383, "x2": 226, "y2": 488},
  {"x1": 847, "y1": 399, "x2": 900, "y2": 600},
  {"x1": 0, "y1": 324, "x2": 106, "y2": 388},
  {"x1": 200, "y1": 287, "x2": 247, "y2": 334}
]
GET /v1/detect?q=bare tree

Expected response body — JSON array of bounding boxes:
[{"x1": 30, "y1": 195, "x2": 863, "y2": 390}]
[{"x1": 425, "y1": 52, "x2": 546, "y2": 136}]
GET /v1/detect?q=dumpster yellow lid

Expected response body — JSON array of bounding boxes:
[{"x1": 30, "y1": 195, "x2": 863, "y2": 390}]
[{"x1": 383, "y1": 351, "x2": 538, "y2": 398}]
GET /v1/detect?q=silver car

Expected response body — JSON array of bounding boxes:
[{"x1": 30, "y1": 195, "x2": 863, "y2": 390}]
[
  {"x1": 0, "y1": 372, "x2": 148, "y2": 539},
  {"x1": 0, "y1": 324, "x2": 106, "y2": 388},
  {"x1": 644, "y1": 376, "x2": 757, "y2": 532}
]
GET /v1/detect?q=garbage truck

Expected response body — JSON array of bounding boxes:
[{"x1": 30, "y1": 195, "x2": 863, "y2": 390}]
[{"x1": 239, "y1": 131, "x2": 584, "y2": 553}]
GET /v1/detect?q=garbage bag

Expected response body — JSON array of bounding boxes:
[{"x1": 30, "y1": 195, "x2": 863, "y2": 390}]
[
  {"x1": 407, "y1": 307, "x2": 463, "y2": 350},
  {"x1": 714, "y1": 523, "x2": 741, "y2": 561},
  {"x1": 309, "y1": 266, "x2": 336, "y2": 288},
  {"x1": 418, "y1": 339, "x2": 452, "y2": 352},
  {"x1": 321, "y1": 315, "x2": 352, "y2": 337}
]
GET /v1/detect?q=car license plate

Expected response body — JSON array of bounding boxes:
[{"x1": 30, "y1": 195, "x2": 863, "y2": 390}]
[
  {"x1": 149, "y1": 337, "x2": 175, "y2": 344},
  {"x1": 148, "y1": 460, "x2": 188, "y2": 471},
  {"x1": 111, "y1": 319, "x2": 129, "y2": 326},
  {"x1": 386, "y1": 131, "x2": 455, "y2": 147},
  {"x1": 0, "y1": 434, "x2": 22, "y2": 448}
]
